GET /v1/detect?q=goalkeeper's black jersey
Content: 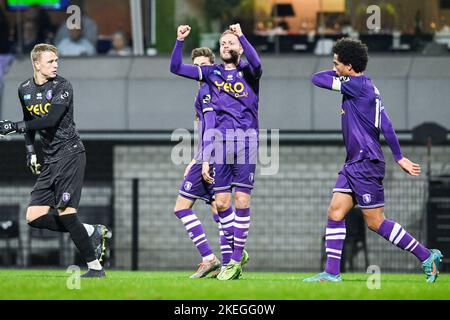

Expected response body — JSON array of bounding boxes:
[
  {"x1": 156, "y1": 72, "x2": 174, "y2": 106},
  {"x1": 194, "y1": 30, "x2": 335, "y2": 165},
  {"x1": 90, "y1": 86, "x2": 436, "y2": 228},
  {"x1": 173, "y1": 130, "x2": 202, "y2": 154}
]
[{"x1": 18, "y1": 75, "x2": 85, "y2": 164}]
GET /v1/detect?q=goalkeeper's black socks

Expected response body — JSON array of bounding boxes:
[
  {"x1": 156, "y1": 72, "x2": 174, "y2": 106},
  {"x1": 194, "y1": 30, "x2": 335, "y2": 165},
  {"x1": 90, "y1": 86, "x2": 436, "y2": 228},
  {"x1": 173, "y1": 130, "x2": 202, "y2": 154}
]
[
  {"x1": 28, "y1": 213, "x2": 67, "y2": 232},
  {"x1": 58, "y1": 213, "x2": 97, "y2": 263}
]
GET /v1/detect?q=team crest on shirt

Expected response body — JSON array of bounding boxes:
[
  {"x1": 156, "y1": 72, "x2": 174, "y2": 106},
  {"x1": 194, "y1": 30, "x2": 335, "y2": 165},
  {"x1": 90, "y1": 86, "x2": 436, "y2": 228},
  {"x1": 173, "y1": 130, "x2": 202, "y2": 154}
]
[
  {"x1": 184, "y1": 181, "x2": 192, "y2": 191},
  {"x1": 237, "y1": 71, "x2": 243, "y2": 78},
  {"x1": 362, "y1": 194, "x2": 371, "y2": 204},
  {"x1": 62, "y1": 192, "x2": 71, "y2": 203},
  {"x1": 46, "y1": 90, "x2": 52, "y2": 100},
  {"x1": 202, "y1": 94, "x2": 211, "y2": 104}
]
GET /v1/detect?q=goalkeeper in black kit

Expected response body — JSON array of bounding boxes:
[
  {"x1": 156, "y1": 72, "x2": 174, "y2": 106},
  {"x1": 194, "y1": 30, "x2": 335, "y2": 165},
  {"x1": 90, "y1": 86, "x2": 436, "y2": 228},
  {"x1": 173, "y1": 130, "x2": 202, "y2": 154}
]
[{"x1": 0, "y1": 44, "x2": 111, "y2": 278}]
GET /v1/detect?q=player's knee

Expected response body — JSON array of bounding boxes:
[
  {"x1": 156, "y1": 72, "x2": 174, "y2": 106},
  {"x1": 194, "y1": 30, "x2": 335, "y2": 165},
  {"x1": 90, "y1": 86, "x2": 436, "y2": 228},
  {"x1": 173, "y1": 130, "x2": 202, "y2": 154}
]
[
  {"x1": 327, "y1": 205, "x2": 345, "y2": 221},
  {"x1": 366, "y1": 217, "x2": 383, "y2": 232},
  {"x1": 235, "y1": 194, "x2": 250, "y2": 209},
  {"x1": 215, "y1": 197, "x2": 231, "y2": 212}
]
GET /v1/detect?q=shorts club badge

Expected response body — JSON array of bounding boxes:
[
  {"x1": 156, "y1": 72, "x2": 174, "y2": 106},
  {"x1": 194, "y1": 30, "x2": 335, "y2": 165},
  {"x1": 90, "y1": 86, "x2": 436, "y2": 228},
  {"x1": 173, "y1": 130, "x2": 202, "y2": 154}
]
[{"x1": 62, "y1": 192, "x2": 71, "y2": 203}]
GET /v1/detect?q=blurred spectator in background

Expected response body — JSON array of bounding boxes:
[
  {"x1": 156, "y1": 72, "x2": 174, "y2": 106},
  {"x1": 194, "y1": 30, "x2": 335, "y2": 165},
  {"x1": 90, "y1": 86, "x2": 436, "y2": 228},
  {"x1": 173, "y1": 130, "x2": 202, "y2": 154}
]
[
  {"x1": 0, "y1": 6, "x2": 10, "y2": 53},
  {"x1": 108, "y1": 31, "x2": 131, "y2": 56},
  {"x1": 57, "y1": 26, "x2": 96, "y2": 56},
  {"x1": 22, "y1": 20, "x2": 43, "y2": 53},
  {"x1": 24, "y1": 5, "x2": 55, "y2": 43},
  {"x1": 54, "y1": 0, "x2": 98, "y2": 46}
]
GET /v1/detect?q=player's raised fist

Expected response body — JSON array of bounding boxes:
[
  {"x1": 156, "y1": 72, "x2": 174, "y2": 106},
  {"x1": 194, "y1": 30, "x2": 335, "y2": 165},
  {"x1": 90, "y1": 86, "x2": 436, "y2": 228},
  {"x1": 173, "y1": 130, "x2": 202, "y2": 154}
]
[
  {"x1": 177, "y1": 25, "x2": 191, "y2": 41},
  {"x1": 229, "y1": 23, "x2": 243, "y2": 37}
]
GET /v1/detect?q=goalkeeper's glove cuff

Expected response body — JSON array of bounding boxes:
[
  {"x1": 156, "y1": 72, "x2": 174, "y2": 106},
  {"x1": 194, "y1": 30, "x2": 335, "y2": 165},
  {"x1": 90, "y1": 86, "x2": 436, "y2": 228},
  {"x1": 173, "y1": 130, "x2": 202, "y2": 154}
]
[
  {"x1": 26, "y1": 144, "x2": 35, "y2": 155},
  {"x1": 16, "y1": 121, "x2": 27, "y2": 134}
]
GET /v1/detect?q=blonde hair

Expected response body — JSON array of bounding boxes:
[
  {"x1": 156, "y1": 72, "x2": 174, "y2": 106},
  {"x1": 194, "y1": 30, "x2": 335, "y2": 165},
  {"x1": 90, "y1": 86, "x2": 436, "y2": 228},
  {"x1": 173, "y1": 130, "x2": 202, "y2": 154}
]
[
  {"x1": 191, "y1": 47, "x2": 215, "y2": 63},
  {"x1": 30, "y1": 43, "x2": 58, "y2": 63},
  {"x1": 220, "y1": 30, "x2": 240, "y2": 44}
]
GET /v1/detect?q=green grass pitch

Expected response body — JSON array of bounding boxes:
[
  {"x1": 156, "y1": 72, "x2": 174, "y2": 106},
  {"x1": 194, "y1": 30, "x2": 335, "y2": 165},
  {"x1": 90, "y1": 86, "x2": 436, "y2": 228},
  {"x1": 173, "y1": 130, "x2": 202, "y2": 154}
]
[{"x1": 0, "y1": 269, "x2": 449, "y2": 300}]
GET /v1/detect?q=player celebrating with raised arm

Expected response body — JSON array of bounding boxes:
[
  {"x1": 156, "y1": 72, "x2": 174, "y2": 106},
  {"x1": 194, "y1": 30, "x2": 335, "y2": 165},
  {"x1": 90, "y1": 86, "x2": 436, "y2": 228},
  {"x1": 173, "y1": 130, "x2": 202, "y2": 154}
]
[
  {"x1": 174, "y1": 47, "x2": 231, "y2": 279},
  {"x1": 304, "y1": 38, "x2": 442, "y2": 283},
  {"x1": 0, "y1": 44, "x2": 111, "y2": 278},
  {"x1": 170, "y1": 23, "x2": 262, "y2": 280}
]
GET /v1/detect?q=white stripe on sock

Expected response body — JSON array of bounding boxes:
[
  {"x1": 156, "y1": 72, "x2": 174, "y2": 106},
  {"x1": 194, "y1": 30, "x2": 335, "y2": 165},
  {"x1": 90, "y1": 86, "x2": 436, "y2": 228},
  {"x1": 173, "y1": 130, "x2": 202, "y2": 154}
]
[
  {"x1": 326, "y1": 228, "x2": 346, "y2": 235},
  {"x1": 405, "y1": 239, "x2": 416, "y2": 251},
  {"x1": 389, "y1": 223, "x2": 401, "y2": 242},
  {"x1": 192, "y1": 234, "x2": 205, "y2": 243},
  {"x1": 235, "y1": 215, "x2": 250, "y2": 222},
  {"x1": 221, "y1": 222, "x2": 234, "y2": 230},
  {"x1": 393, "y1": 229, "x2": 406, "y2": 245},
  {"x1": 196, "y1": 239, "x2": 207, "y2": 247},
  {"x1": 234, "y1": 223, "x2": 250, "y2": 229},
  {"x1": 327, "y1": 254, "x2": 341, "y2": 260},
  {"x1": 185, "y1": 220, "x2": 201, "y2": 230},
  {"x1": 326, "y1": 248, "x2": 342, "y2": 254},
  {"x1": 234, "y1": 243, "x2": 245, "y2": 247},
  {"x1": 181, "y1": 214, "x2": 197, "y2": 224},
  {"x1": 410, "y1": 241, "x2": 419, "y2": 252},
  {"x1": 326, "y1": 234, "x2": 346, "y2": 240},
  {"x1": 219, "y1": 213, "x2": 235, "y2": 224}
]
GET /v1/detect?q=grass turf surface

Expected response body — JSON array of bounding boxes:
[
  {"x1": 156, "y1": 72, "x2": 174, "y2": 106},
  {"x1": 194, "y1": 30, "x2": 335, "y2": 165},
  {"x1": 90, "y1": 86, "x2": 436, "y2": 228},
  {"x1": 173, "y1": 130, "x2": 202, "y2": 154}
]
[{"x1": 0, "y1": 269, "x2": 448, "y2": 300}]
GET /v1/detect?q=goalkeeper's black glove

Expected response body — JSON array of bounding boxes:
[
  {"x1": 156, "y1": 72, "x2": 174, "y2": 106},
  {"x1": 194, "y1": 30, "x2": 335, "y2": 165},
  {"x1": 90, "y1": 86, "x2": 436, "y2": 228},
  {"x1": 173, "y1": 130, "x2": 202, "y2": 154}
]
[
  {"x1": 0, "y1": 120, "x2": 26, "y2": 136},
  {"x1": 26, "y1": 145, "x2": 41, "y2": 175}
]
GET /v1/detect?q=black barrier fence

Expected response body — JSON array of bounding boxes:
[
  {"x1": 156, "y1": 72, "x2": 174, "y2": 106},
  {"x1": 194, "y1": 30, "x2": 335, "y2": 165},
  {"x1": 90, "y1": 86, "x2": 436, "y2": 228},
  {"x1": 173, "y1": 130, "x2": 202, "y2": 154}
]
[
  {"x1": 110, "y1": 176, "x2": 433, "y2": 273},
  {"x1": 1, "y1": 175, "x2": 448, "y2": 273}
]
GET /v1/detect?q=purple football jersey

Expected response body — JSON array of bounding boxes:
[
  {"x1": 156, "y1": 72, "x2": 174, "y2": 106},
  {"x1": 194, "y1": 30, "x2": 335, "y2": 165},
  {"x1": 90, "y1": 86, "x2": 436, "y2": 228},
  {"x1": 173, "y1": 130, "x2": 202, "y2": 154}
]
[
  {"x1": 311, "y1": 70, "x2": 403, "y2": 164},
  {"x1": 337, "y1": 74, "x2": 385, "y2": 163},
  {"x1": 199, "y1": 61, "x2": 261, "y2": 141}
]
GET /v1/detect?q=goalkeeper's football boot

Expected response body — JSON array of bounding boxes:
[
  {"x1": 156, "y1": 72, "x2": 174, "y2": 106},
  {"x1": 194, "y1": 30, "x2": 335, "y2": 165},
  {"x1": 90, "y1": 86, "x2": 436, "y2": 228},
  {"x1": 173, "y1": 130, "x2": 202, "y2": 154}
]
[
  {"x1": 421, "y1": 249, "x2": 443, "y2": 283},
  {"x1": 217, "y1": 260, "x2": 242, "y2": 280},
  {"x1": 302, "y1": 272, "x2": 342, "y2": 282},
  {"x1": 81, "y1": 268, "x2": 106, "y2": 278},
  {"x1": 190, "y1": 255, "x2": 221, "y2": 279},
  {"x1": 90, "y1": 224, "x2": 112, "y2": 263}
]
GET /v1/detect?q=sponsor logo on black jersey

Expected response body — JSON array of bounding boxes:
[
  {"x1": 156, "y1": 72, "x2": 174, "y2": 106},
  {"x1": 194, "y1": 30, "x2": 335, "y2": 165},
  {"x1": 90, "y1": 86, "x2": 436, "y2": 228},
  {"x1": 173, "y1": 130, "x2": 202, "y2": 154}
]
[
  {"x1": 26, "y1": 103, "x2": 51, "y2": 116},
  {"x1": 61, "y1": 91, "x2": 69, "y2": 100}
]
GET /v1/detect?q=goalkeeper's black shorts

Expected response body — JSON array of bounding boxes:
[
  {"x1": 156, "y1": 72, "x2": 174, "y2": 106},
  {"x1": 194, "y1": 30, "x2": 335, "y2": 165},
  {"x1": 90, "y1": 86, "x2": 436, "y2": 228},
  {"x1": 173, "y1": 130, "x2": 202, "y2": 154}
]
[{"x1": 29, "y1": 151, "x2": 86, "y2": 209}]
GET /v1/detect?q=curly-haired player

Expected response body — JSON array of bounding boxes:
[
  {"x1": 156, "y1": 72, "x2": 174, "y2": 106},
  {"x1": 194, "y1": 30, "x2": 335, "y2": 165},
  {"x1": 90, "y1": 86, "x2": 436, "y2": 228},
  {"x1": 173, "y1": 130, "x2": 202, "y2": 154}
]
[{"x1": 304, "y1": 38, "x2": 442, "y2": 283}]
